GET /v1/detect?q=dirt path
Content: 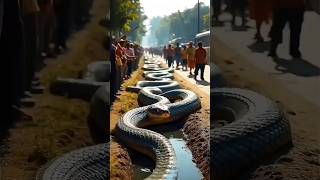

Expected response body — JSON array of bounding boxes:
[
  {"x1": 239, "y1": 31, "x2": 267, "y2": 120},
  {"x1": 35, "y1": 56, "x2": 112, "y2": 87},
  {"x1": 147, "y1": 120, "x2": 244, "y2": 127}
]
[
  {"x1": 0, "y1": 0, "x2": 108, "y2": 179},
  {"x1": 213, "y1": 36, "x2": 320, "y2": 179}
]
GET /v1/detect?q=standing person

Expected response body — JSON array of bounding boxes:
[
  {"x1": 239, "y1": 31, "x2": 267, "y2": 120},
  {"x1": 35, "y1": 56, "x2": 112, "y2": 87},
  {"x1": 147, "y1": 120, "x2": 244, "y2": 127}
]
[
  {"x1": 110, "y1": 37, "x2": 117, "y2": 103},
  {"x1": 181, "y1": 45, "x2": 188, "y2": 71},
  {"x1": 22, "y1": 0, "x2": 40, "y2": 95},
  {"x1": 194, "y1": 42, "x2": 207, "y2": 81},
  {"x1": 115, "y1": 39, "x2": 125, "y2": 89},
  {"x1": 121, "y1": 42, "x2": 128, "y2": 80},
  {"x1": 186, "y1": 41, "x2": 196, "y2": 75},
  {"x1": 269, "y1": 0, "x2": 305, "y2": 58},
  {"x1": 213, "y1": 0, "x2": 223, "y2": 26},
  {"x1": 38, "y1": 0, "x2": 56, "y2": 58},
  {"x1": 174, "y1": 42, "x2": 182, "y2": 69},
  {"x1": 249, "y1": 0, "x2": 272, "y2": 42},
  {"x1": 231, "y1": 0, "x2": 247, "y2": 28},
  {"x1": 166, "y1": 44, "x2": 175, "y2": 68},
  {"x1": 125, "y1": 43, "x2": 136, "y2": 78},
  {"x1": 133, "y1": 43, "x2": 139, "y2": 69},
  {"x1": 0, "y1": 0, "x2": 28, "y2": 126},
  {"x1": 54, "y1": 0, "x2": 71, "y2": 54},
  {"x1": 162, "y1": 45, "x2": 166, "y2": 59},
  {"x1": 165, "y1": 45, "x2": 169, "y2": 64}
]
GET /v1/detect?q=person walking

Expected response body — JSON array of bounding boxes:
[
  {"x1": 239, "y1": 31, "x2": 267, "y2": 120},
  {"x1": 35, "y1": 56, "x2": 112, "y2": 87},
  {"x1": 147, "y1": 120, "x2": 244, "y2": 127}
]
[
  {"x1": 194, "y1": 42, "x2": 207, "y2": 81},
  {"x1": 186, "y1": 41, "x2": 196, "y2": 75},
  {"x1": 268, "y1": 0, "x2": 305, "y2": 59},
  {"x1": 167, "y1": 44, "x2": 175, "y2": 68},
  {"x1": 174, "y1": 42, "x2": 182, "y2": 69},
  {"x1": 181, "y1": 45, "x2": 188, "y2": 71},
  {"x1": 249, "y1": 0, "x2": 272, "y2": 42}
]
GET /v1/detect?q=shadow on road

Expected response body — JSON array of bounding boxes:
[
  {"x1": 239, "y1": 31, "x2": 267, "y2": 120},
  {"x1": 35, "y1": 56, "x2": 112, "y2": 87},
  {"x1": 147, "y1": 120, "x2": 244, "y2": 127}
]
[
  {"x1": 232, "y1": 25, "x2": 251, "y2": 32},
  {"x1": 272, "y1": 57, "x2": 320, "y2": 77},
  {"x1": 196, "y1": 80, "x2": 210, "y2": 86},
  {"x1": 247, "y1": 41, "x2": 271, "y2": 53}
]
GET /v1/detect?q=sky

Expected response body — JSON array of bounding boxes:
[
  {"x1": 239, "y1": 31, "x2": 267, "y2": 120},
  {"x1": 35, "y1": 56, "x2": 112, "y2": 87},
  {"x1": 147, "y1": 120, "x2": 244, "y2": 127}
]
[
  {"x1": 140, "y1": 0, "x2": 210, "y2": 46},
  {"x1": 140, "y1": 0, "x2": 210, "y2": 19}
]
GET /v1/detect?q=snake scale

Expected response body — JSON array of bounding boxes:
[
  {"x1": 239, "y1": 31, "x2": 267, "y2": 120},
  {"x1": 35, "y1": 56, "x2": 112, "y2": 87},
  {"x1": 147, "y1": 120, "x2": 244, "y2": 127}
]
[{"x1": 116, "y1": 56, "x2": 202, "y2": 179}]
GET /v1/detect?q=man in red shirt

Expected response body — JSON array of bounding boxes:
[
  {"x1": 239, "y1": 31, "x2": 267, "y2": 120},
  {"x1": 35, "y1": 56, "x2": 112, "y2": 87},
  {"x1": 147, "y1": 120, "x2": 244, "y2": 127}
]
[
  {"x1": 269, "y1": 0, "x2": 305, "y2": 58},
  {"x1": 194, "y1": 42, "x2": 207, "y2": 81}
]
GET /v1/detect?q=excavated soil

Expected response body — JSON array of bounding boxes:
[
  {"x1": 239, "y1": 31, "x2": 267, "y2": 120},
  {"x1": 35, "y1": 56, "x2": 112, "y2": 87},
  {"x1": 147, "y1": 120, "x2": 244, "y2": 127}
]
[
  {"x1": 110, "y1": 139, "x2": 133, "y2": 180},
  {"x1": 174, "y1": 73, "x2": 210, "y2": 180}
]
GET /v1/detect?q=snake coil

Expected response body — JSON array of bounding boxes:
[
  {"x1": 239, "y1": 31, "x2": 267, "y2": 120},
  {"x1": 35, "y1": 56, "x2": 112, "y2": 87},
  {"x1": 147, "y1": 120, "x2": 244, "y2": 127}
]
[{"x1": 116, "y1": 56, "x2": 201, "y2": 179}]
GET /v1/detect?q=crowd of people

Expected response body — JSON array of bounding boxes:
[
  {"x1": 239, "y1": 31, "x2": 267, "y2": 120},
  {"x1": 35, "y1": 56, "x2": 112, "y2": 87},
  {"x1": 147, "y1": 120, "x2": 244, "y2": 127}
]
[
  {"x1": 213, "y1": 0, "x2": 307, "y2": 59},
  {"x1": 0, "y1": 0, "x2": 93, "y2": 128},
  {"x1": 110, "y1": 35, "x2": 143, "y2": 103},
  {"x1": 160, "y1": 41, "x2": 208, "y2": 81}
]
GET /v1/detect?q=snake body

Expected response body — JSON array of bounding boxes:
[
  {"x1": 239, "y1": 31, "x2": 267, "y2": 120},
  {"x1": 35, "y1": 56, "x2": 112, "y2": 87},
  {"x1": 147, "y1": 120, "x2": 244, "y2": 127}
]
[{"x1": 116, "y1": 57, "x2": 201, "y2": 179}]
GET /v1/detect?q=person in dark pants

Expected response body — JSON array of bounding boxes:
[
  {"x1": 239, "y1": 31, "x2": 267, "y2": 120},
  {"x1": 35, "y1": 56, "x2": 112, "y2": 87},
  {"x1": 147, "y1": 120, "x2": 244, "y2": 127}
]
[
  {"x1": 22, "y1": 0, "x2": 40, "y2": 95},
  {"x1": 174, "y1": 43, "x2": 181, "y2": 69},
  {"x1": 194, "y1": 42, "x2": 207, "y2": 81},
  {"x1": 110, "y1": 38, "x2": 117, "y2": 103},
  {"x1": 0, "y1": 0, "x2": 27, "y2": 128},
  {"x1": 213, "y1": 0, "x2": 223, "y2": 25},
  {"x1": 124, "y1": 43, "x2": 135, "y2": 78},
  {"x1": 167, "y1": 44, "x2": 174, "y2": 68},
  {"x1": 269, "y1": 0, "x2": 305, "y2": 59},
  {"x1": 230, "y1": 0, "x2": 247, "y2": 27},
  {"x1": 54, "y1": 0, "x2": 71, "y2": 53},
  {"x1": 38, "y1": 0, "x2": 56, "y2": 58}
]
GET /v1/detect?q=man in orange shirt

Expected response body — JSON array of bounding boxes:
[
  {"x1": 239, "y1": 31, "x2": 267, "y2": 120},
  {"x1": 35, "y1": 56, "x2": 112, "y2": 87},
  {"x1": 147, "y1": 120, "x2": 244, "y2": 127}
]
[
  {"x1": 166, "y1": 44, "x2": 175, "y2": 68},
  {"x1": 194, "y1": 42, "x2": 207, "y2": 81}
]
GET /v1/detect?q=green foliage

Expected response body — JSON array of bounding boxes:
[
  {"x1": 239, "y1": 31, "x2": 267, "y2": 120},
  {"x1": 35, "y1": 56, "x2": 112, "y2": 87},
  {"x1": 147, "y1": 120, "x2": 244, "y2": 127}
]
[
  {"x1": 109, "y1": 0, "x2": 147, "y2": 43},
  {"x1": 149, "y1": 3, "x2": 209, "y2": 46}
]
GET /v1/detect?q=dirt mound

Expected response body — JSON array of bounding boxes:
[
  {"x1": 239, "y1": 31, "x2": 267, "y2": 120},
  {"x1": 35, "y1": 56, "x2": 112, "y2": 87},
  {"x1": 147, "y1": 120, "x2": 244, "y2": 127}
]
[
  {"x1": 110, "y1": 140, "x2": 133, "y2": 180},
  {"x1": 184, "y1": 108, "x2": 210, "y2": 179}
]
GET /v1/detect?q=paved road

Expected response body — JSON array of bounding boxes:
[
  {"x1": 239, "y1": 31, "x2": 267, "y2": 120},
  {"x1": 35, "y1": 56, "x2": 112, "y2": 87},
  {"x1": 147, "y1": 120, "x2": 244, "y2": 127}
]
[
  {"x1": 213, "y1": 11, "x2": 320, "y2": 108},
  {"x1": 153, "y1": 56, "x2": 210, "y2": 96}
]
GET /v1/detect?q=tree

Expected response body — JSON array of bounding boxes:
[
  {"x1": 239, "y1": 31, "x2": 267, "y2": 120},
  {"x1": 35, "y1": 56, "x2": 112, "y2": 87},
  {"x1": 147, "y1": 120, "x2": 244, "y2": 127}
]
[{"x1": 109, "y1": 0, "x2": 146, "y2": 42}]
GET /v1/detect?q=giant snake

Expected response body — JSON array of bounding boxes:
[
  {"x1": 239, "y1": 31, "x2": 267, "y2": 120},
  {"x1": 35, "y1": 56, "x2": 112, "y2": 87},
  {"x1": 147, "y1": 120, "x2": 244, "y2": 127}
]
[{"x1": 115, "y1": 57, "x2": 202, "y2": 179}]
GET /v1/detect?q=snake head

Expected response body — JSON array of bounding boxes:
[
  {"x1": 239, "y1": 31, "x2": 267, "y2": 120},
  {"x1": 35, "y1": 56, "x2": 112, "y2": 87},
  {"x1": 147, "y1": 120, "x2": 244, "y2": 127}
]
[{"x1": 147, "y1": 104, "x2": 172, "y2": 123}]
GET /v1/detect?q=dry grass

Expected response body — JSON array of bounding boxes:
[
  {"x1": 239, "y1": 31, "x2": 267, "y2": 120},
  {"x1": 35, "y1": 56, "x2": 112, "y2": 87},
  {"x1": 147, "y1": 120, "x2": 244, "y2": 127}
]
[
  {"x1": 1, "y1": 0, "x2": 108, "y2": 179},
  {"x1": 110, "y1": 59, "x2": 144, "y2": 133}
]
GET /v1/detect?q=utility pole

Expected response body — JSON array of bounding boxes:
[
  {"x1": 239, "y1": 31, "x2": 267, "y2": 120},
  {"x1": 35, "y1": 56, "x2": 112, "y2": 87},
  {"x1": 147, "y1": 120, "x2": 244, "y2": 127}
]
[{"x1": 198, "y1": 0, "x2": 200, "y2": 33}]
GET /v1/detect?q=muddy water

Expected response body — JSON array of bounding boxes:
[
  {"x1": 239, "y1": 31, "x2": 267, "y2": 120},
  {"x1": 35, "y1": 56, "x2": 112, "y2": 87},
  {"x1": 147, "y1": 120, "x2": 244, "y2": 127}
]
[{"x1": 131, "y1": 121, "x2": 203, "y2": 180}]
